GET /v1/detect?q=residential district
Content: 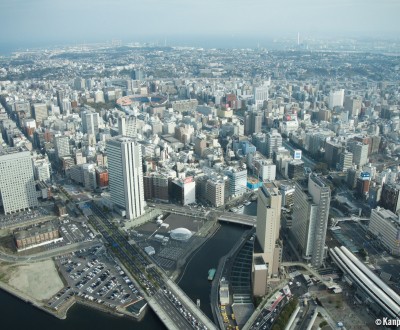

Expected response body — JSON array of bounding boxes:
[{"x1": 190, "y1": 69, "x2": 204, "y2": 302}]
[{"x1": 0, "y1": 42, "x2": 400, "y2": 330}]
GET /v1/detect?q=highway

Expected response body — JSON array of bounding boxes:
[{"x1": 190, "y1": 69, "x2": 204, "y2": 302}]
[
  {"x1": 0, "y1": 240, "x2": 101, "y2": 263},
  {"x1": 85, "y1": 201, "x2": 216, "y2": 330}
]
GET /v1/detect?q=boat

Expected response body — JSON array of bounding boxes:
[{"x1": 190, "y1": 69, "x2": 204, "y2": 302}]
[
  {"x1": 208, "y1": 268, "x2": 216, "y2": 281},
  {"x1": 244, "y1": 200, "x2": 251, "y2": 206},
  {"x1": 230, "y1": 207, "x2": 238, "y2": 212},
  {"x1": 237, "y1": 205, "x2": 244, "y2": 209}
]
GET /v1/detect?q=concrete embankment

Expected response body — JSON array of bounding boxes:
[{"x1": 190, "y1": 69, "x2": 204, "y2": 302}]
[{"x1": 0, "y1": 281, "x2": 143, "y2": 322}]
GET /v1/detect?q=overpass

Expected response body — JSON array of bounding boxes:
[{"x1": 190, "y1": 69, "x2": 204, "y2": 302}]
[
  {"x1": 281, "y1": 262, "x2": 337, "y2": 288},
  {"x1": 217, "y1": 212, "x2": 257, "y2": 227},
  {"x1": 330, "y1": 215, "x2": 369, "y2": 227}
]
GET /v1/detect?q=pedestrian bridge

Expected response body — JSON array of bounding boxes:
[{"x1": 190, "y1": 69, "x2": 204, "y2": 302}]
[{"x1": 218, "y1": 213, "x2": 257, "y2": 226}]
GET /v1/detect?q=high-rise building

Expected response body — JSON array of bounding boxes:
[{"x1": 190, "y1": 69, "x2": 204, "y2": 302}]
[
  {"x1": 205, "y1": 179, "x2": 225, "y2": 207},
  {"x1": 81, "y1": 111, "x2": 100, "y2": 138},
  {"x1": 54, "y1": 136, "x2": 70, "y2": 159},
  {"x1": 62, "y1": 98, "x2": 72, "y2": 116},
  {"x1": 328, "y1": 89, "x2": 344, "y2": 109},
  {"x1": 324, "y1": 140, "x2": 343, "y2": 169},
  {"x1": 244, "y1": 111, "x2": 263, "y2": 135},
  {"x1": 32, "y1": 103, "x2": 48, "y2": 125},
  {"x1": 252, "y1": 182, "x2": 282, "y2": 296},
  {"x1": 56, "y1": 90, "x2": 65, "y2": 111},
  {"x1": 0, "y1": 147, "x2": 38, "y2": 215},
  {"x1": 33, "y1": 158, "x2": 51, "y2": 182},
  {"x1": 350, "y1": 142, "x2": 369, "y2": 167},
  {"x1": 368, "y1": 207, "x2": 400, "y2": 256},
  {"x1": 255, "y1": 181, "x2": 282, "y2": 276},
  {"x1": 74, "y1": 78, "x2": 86, "y2": 90},
  {"x1": 344, "y1": 95, "x2": 362, "y2": 117},
  {"x1": 225, "y1": 166, "x2": 247, "y2": 197},
  {"x1": 338, "y1": 150, "x2": 353, "y2": 172},
  {"x1": 194, "y1": 136, "x2": 207, "y2": 158},
  {"x1": 380, "y1": 183, "x2": 400, "y2": 214},
  {"x1": 106, "y1": 136, "x2": 145, "y2": 220},
  {"x1": 253, "y1": 84, "x2": 269, "y2": 109},
  {"x1": 266, "y1": 130, "x2": 282, "y2": 158},
  {"x1": 291, "y1": 173, "x2": 331, "y2": 268}
]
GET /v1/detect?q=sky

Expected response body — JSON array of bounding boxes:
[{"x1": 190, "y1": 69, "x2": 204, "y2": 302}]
[{"x1": 1, "y1": 0, "x2": 399, "y2": 49}]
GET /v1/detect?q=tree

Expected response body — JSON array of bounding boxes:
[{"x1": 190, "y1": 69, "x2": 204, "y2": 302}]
[{"x1": 319, "y1": 320, "x2": 328, "y2": 327}]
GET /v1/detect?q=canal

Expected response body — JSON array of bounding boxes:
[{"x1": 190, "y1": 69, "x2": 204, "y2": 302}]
[{"x1": 1, "y1": 202, "x2": 256, "y2": 329}]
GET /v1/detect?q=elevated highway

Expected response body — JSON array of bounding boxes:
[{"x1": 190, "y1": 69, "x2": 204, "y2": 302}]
[{"x1": 217, "y1": 212, "x2": 257, "y2": 227}]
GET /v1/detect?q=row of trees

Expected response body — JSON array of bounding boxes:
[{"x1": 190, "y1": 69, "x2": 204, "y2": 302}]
[{"x1": 271, "y1": 297, "x2": 299, "y2": 330}]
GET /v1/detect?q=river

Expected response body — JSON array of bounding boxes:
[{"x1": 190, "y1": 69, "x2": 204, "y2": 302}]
[{"x1": 0, "y1": 202, "x2": 256, "y2": 329}]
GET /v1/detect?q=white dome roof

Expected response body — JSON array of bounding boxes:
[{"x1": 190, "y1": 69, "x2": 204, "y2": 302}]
[{"x1": 170, "y1": 228, "x2": 192, "y2": 241}]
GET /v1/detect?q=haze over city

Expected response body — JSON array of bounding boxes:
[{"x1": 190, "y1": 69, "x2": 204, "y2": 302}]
[
  {"x1": 1, "y1": 1, "x2": 400, "y2": 330},
  {"x1": 1, "y1": 0, "x2": 400, "y2": 51}
]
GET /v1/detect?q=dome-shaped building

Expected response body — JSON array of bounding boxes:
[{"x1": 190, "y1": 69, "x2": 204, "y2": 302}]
[{"x1": 170, "y1": 228, "x2": 193, "y2": 242}]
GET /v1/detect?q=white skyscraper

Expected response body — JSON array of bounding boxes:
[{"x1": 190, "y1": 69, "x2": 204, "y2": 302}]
[
  {"x1": 253, "y1": 84, "x2": 269, "y2": 110},
  {"x1": 106, "y1": 136, "x2": 145, "y2": 220},
  {"x1": 0, "y1": 147, "x2": 38, "y2": 215},
  {"x1": 81, "y1": 111, "x2": 100, "y2": 137},
  {"x1": 255, "y1": 181, "x2": 282, "y2": 276},
  {"x1": 328, "y1": 89, "x2": 345, "y2": 109}
]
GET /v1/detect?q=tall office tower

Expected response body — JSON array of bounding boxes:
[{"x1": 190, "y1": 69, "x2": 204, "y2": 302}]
[
  {"x1": 344, "y1": 95, "x2": 362, "y2": 117},
  {"x1": 62, "y1": 98, "x2": 72, "y2": 116},
  {"x1": 380, "y1": 183, "x2": 400, "y2": 214},
  {"x1": 205, "y1": 178, "x2": 225, "y2": 207},
  {"x1": 56, "y1": 90, "x2": 65, "y2": 111},
  {"x1": 350, "y1": 142, "x2": 369, "y2": 167},
  {"x1": 194, "y1": 136, "x2": 206, "y2": 157},
  {"x1": 106, "y1": 136, "x2": 145, "y2": 220},
  {"x1": 253, "y1": 85, "x2": 269, "y2": 109},
  {"x1": 291, "y1": 173, "x2": 331, "y2": 268},
  {"x1": 81, "y1": 111, "x2": 100, "y2": 138},
  {"x1": 54, "y1": 136, "x2": 70, "y2": 159},
  {"x1": 94, "y1": 90, "x2": 105, "y2": 103},
  {"x1": 244, "y1": 111, "x2": 262, "y2": 135},
  {"x1": 32, "y1": 103, "x2": 48, "y2": 125},
  {"x1": 266, "y1": 129, "x2": 282, "y2": 158},
  {"x1": 255, "y1": 182, "x2": 282, "y2": 275},
  {"x1": 124, "y1": 116, "x2": 138, "y2": 137},
  {"x1": 338, "y1": 150, "x2": 353, "y2": 172},
  {"x1": 324, "y1": 140, "x2": 343, "y2": 169},
  {"x1": 118, "y1": 117, "x2": 126, "y2": 136},
  {"x1": 225, "y1": 166, "x2": 247, "y2": 197},
  {"x1": 328, "y1": 89, "x2": 345, "y2": 109},
  {"x1": 0, "y1": 147, "x2": 38, "y2": 215},
  {"x1": 252, "y1": 182, "x2": 282, "y2": 296},
  {"x1": 252, "y1": 111, "x2": 263, "y2": 134},
  {"x1": 134, "y1": 69, "x2": 144, "y2": 81},
  {"x1": 33, "y1": 158, "x2": 51, "y2": 182},
  {"x1": 74, "y1": 78, "x2": 86, "y2": 90}
]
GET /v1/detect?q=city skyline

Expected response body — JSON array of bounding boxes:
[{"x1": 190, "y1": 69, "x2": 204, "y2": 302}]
[{"x1": 1, "y1": 0, "x2": 400, "y2": 51}]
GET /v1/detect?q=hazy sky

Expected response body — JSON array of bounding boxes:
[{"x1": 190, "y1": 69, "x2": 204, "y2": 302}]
[{"x1": 1, "y1": 0, "x2": 399, "y2": 47}]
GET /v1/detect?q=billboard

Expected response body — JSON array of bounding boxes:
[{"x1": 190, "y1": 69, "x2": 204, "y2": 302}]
[{"x1": 294, "y1": 149, "x2": 302, "y2": 160}]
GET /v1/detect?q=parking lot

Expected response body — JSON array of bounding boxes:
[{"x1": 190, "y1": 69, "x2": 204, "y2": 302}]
[
  {"x1": 52, "y1": 245, "x2": 143, "y2": 311},
  {"x1": 0, "y1": 205, "x2": 52, "y2": 228}
]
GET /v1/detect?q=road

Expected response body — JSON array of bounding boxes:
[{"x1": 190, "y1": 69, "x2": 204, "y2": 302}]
[
  {"x1": 85, "y1": 202, "x2": 216, "y2": 330},
  {"x1": 0, "y1": 240, "x2": 101, "y2": 263}
]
